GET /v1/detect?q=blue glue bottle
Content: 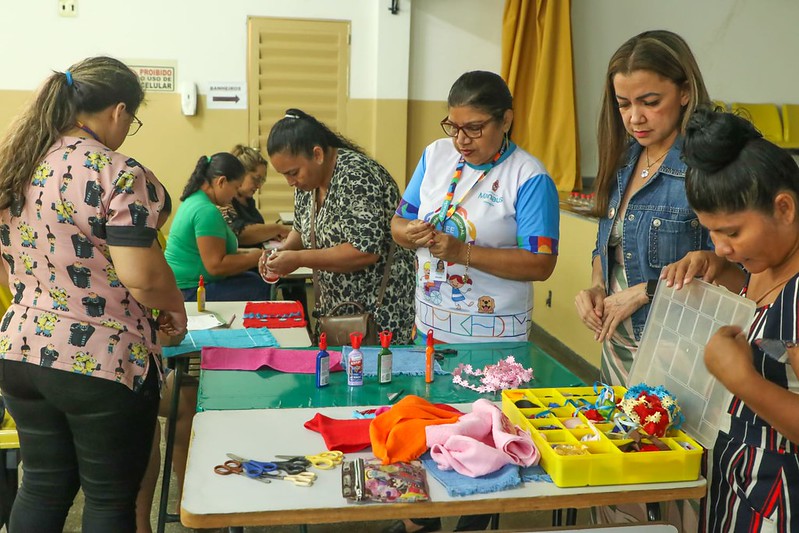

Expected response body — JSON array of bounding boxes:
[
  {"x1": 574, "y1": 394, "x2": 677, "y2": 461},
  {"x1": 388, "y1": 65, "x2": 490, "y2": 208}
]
[
  {"x1": 347, "y1": 332, "x2": 364, "y2": 387},
  {"x1": 377, "y1": 330, "x2": 393, "y2": 384},
  {"x1": 315, "y1": 332, "x2": 330, "y2": 388}
]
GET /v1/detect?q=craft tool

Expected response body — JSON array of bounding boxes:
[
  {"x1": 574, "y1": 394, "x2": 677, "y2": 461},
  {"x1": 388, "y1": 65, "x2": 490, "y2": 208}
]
[{"x1": 425, "y1": 329, "x2": 434, "y2": 383}]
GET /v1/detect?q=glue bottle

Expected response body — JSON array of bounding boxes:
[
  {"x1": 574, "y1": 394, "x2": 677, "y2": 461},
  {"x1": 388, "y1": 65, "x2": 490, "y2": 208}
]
[
  {"x1": 196, "y1": 275, "x2": 206, "y2": 312},
  {"x1": 425, "y1": 329, "x2": 435, "y2": 383},
  {"x1": 315, "y1": 332, "x2": 330, "y2": 388},
  {"x1": 377, "y1": 330, "x2": 393, "y2": 384},
  {"x1": 263, "y1": 249, "x2": 280, "y2": 284},
  {"x1": 347, "y1": 332, "x2": 364, "y2": 387}
]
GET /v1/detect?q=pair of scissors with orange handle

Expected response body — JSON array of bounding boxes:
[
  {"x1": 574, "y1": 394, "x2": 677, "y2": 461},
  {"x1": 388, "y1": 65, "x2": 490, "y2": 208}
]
[{"x1": 274, "y1": 450, "x2": 344, "y2": 470}]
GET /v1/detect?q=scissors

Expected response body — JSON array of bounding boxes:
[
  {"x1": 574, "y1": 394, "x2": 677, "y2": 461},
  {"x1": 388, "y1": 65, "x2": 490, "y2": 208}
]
[
  {"x1": 225, "y1": 453, "x2": 279, "y2": 476},
  {"x1": 264, "y1": 470, "x2": 317, "y2": 487},
  {"x1": 213, "y1": 460, "x2": 272, "y2": 483},
  {"x1": 275, "y1": 450, "x2": 344, "y2": 470},
  {"x1": 269, "y1": 457, "x2": 311, "y2": 475}
]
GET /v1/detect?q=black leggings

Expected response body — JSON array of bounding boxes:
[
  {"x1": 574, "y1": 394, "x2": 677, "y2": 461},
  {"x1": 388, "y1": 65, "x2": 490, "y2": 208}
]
[{"x1": 0, "y1": 359, "x2": 159, "y2": 533}]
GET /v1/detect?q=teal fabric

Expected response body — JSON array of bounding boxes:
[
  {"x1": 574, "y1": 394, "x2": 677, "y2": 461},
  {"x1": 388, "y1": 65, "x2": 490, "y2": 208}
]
[
  {"x1": 162, "y1": 328, "x2": 278, "y2": 358},
  {"x1": 165, "y1": 190, "x2": 239, "y2": 288},
  {"x1": 342, "y1": 347, "x2": 447, "y2": 377},
  {"x1": 197, "y1": 341, "x2": 584, "y2": 411}
]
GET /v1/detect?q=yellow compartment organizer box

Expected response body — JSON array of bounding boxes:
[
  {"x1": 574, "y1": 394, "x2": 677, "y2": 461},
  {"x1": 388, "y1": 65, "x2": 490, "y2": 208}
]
[
  {"x1": 502, "y1": 387, "x2": 703, "y2": 487},
  {"x1": 502, "y1": 278, "x2": 756, "y2": 488}
]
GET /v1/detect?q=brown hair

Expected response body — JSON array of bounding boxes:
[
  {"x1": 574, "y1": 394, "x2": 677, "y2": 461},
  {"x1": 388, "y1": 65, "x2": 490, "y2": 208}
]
[
  {"x1": 593, "y1": 30, "x2": 710, "y2": 216},
  {"x1": 0, "y1": 56, "x2": 144, "y2": 211},
  {"x1": 231, "y1": 144, "x2": 267, "y2": 175}
]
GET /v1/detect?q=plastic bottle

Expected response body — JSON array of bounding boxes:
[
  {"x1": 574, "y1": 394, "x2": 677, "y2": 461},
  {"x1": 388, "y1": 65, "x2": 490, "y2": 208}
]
[
  {"x1": 425, "y1": 328, "x2": 434, "y2": 383},
  {"x1": 377, "y1": 330, "x2": 393, "y2": 384},
  {"x1": 197, "y1": 275, "x2": 206, "y2": 312},
  {"x1": 315, "y1": 332, "x2": 330, "y2": 388},
  {"x1": 263, "y1": 249, "x2": 280, "y2": 284},
  {"x1": 347, "y1": 332, "x2": 364, "y2": 387}
]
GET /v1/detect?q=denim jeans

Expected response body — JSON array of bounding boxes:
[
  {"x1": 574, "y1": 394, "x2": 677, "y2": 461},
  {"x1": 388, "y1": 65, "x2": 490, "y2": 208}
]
[{"x1": 0, "y1": 359, "x2": 158, "y2": 533}]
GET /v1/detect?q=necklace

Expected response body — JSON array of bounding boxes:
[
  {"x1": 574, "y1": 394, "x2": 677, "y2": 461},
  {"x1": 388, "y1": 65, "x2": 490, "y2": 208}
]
[
  {"x1": 750, "y1": 274, "x2": 797, "y2": 306},
  {"x1": 640, "y1": 147, "x2": 670, "y2": 179},
  {"x1": 76, "y1": 121, "x2": 102, "y2": 143}
]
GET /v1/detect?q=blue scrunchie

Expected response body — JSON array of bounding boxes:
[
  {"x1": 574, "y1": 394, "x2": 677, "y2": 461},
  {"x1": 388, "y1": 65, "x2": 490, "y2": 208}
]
[{"x1": 65, "y1": 70, "x2": 73, "y2": 87}]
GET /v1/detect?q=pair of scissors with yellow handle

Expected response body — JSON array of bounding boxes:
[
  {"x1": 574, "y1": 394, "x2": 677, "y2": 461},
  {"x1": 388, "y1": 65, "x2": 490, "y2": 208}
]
[
  {"x1": 275, "y1": 450, "x2": 344, "y2": 470},
  {"x1": 265, "y1": 470, "x2": 316, "y2": 486},
  {"x1": 213, "y1": 460, "x2": 272, "y2": 483}
]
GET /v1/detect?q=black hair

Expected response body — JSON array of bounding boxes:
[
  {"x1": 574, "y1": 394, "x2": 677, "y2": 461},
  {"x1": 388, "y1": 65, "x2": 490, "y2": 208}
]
[
  {"x1": 683, "y1": 107, "x2": 799, "y2": 214},
  {"x1": 266, "y1": 108, "x2": 364, "y2": 159},
  {"x1": 447, "y1": 71, "x2": 513, "y2": 121},
  {"x1": 180, "y1": 152, "x2": 246, "y2": 201}
]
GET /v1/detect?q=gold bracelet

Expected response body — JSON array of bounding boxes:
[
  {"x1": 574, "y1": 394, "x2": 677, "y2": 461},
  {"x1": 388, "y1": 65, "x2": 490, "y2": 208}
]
[{"x1": 463, "y1": 243, "x2": 472, "y2": 282}]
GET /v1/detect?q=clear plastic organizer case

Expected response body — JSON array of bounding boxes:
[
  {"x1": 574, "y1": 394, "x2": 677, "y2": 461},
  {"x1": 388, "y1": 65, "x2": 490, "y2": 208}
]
[
  {"x1": 502, "y1": 387, "x2": 703, "y2": 487},
  {"x1": 628, "y1": 278, "x2": 756, "y2": 448}
]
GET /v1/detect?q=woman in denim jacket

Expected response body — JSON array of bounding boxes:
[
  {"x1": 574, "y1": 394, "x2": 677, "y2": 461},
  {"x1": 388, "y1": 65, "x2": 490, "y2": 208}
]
[{"x1": 575, "y1": 30, "x2": 713, "y2": 387}]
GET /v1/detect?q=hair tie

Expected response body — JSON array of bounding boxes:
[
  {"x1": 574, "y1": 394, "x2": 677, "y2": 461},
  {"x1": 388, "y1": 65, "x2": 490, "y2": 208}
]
[
  {"x1": 284, "y1": 113, "x2": 300, "y2": 119},
  {"x1": 65, "y1": 71, "x2": 73, "y2": 87},
  {"x1": 206, "y1": 155, "x2": 212, "y2": 163}
]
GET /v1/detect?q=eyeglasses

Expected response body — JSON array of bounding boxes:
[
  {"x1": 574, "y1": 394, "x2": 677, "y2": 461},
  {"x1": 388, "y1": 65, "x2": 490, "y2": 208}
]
[
  {"x1": 440, "y1": 117, "x2": 494, "y2": 139},
  {"x1": 127, "y1": 115, "x2": 143, "y2": 136}
]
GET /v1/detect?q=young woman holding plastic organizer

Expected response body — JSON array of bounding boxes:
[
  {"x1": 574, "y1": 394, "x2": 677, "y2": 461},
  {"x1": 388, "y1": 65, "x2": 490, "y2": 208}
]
[{"x1": 661, "y1": 108, "x2": 799, "y2": 531}]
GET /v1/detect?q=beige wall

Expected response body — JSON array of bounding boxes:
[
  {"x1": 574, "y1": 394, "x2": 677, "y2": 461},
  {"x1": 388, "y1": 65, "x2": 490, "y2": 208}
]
[{"x1": 405, "y1": 99, "x2": 448, "y2": 184}]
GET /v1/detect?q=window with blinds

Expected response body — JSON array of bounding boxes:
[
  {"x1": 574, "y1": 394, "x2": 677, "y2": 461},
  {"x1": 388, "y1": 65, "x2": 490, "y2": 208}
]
[{"x1": 247, "y1": 17, "x2": 350, "y2": 223}]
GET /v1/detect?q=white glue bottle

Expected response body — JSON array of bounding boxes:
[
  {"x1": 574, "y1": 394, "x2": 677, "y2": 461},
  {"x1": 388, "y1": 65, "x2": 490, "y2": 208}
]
[{"x1": 347, "y1": 332, "x2": 364, "y2": 387}]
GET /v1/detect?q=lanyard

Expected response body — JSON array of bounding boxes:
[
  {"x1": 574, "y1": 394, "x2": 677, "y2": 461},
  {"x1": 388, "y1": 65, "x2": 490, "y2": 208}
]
[{"x1": 438, "y1": 138, "x2": 507, "y2": 226}]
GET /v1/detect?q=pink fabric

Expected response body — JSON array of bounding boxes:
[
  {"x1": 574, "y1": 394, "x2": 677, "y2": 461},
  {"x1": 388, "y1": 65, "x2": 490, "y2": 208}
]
[
  {"x1": 201, "y1": 346, "x2": 343, "y2": 373},
  {"x1": 425, "y1": 399, "x2": 539, "y2": 477}
]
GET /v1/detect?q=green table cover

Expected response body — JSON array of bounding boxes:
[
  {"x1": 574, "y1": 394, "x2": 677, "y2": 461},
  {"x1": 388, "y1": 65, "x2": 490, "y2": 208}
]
[{"x1": 197, "y1": 341, "x2": 584, "y2": 411}]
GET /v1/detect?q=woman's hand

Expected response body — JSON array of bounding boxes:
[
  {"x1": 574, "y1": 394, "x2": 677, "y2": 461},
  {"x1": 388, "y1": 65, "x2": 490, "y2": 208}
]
[
  {"x1": 574, "y1": 285, "x2": 606, "y2": 337},
  {"x1": 705, "y1": 325, "x2": 758, "y2": 393},
  {"x1": 157, "y1": 308, "x2": 188, "y2": 338},
  {"x1": 405, "y1": 220, "x2": 435, "y2": 249},
  {"x1": 660, "y1": 250, "x2": 728, "y2": 289},
  {"x1": 428, "y1": 232, "x2": 467, "y2": 264},
  {"x1": 265, "y1": 249, "x2": 301, "y2": 276},
  {"x1": 596, "y1": 284, "x2": 648, "y2": 342}
]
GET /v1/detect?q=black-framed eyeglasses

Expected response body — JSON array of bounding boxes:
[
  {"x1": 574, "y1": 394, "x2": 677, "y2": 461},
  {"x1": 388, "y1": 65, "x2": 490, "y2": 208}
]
[
  {"x1": 127, "y1": 115, "x2": 143, "y2": 136},
  {"x1": 440, "y1": 117, "x2": 493, "y2": 139}
]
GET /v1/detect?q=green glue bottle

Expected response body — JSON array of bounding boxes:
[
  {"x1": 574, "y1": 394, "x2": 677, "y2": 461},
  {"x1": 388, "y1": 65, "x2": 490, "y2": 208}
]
[{"x1": 377, "y1": 330, "x2": 393, "y2": 384}]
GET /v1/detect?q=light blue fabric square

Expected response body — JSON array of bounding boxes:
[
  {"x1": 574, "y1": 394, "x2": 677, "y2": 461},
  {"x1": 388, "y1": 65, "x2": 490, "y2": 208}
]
[{"x1": 162, "y1": 328, "x2": 278, "y2": 358}]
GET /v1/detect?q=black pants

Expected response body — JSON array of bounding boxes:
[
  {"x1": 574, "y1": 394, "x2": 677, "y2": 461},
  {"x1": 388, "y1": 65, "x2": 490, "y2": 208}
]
[
  {"x1": 0, "y1": 359, "x2": 159, "y2": 533},
  {"x1": 412, "y1": 514, "x2": 492, "y2": 531}
]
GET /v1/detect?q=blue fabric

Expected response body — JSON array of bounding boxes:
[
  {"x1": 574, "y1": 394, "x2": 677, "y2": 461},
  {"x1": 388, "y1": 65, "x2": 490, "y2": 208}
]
[
  {"x1": 420, "y1": 452, "x2": 521, "y2": 497},
  {"x1": 341, "y1": 347, "x2": 447, "y2": 377},
  {"x1": 520, "y1": 464, "x2": 553, "y2": 483},
  {"x1": 592, "y1": 137, "x2": 712, "y2": 340},
  {"x1": 162, "y1": 328, "x2": 278, "y2": 358}
]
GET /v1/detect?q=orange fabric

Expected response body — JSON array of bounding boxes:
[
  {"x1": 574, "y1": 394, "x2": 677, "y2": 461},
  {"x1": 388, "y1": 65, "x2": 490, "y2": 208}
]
[{"x1": 369, "y1": 395, "x2": 463, "y2": 464}]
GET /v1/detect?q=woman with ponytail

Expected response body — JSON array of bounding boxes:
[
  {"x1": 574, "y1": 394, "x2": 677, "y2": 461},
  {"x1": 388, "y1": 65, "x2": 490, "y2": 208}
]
[
  {"x1": 264, "y1": 108, "x2": 414, "y2": 343},
  {"x1": 661, "y1": 109, "x2": 799, "y2": 531},
  {"x1": 164, "y1": 153, "x2": 269, "y2": 301},
  {"x1": 0, "y1": 56, "x2": 186, "y2": 532}
]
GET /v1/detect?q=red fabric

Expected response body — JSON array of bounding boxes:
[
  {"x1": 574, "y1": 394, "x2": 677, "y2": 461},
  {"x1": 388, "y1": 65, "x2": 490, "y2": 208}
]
[
  {"x1": 304, "y1": 414, "x2": 373, "y2": 453},
  {"x1": 243, "y1": 301, "x2": 306, "y2": 328}
]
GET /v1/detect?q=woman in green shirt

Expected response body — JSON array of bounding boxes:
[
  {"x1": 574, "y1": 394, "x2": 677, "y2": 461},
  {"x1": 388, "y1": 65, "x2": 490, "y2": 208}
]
[{"x1": 165, "y1": 153, "x2": 268, "y2": 301}]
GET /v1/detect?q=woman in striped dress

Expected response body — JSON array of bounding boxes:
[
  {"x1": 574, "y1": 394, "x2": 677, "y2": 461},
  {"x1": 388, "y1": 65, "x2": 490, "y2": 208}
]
[{"x1": 663, "y1": 108, "x2": 799, "y2": 531}]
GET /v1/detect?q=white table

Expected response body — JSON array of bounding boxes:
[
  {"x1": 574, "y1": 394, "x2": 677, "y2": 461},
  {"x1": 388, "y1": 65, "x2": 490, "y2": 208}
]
[
  {"x1": 180, "y1": 405, "x2": 706, "y2": 530},
  {"x1": 157, "y1": 301, "x2": 311, "y2": 532}
]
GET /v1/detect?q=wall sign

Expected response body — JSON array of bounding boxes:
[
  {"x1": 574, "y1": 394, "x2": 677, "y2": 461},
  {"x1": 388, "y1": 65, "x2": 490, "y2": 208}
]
[
  {"x1": 127, "y1": 59, "x2": 177, "y2": 92},
  {"x1": 206, "y1": 82, "x2": 248, "y2": 109}
]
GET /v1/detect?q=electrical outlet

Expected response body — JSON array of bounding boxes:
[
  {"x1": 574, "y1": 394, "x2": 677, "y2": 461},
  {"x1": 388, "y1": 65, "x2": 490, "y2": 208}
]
[{"x1": 58, "y1": 0, "x2": 78, "y2": 17}]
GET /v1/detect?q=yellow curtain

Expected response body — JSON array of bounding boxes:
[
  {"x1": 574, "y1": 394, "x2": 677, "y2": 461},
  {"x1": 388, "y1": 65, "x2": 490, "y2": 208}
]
[
  {"x1": 0, "y1": 286, "x2": 10, "y2": 317},
  {"x1": 502, "y1": 0, "x2": 580, "y2": 191}
]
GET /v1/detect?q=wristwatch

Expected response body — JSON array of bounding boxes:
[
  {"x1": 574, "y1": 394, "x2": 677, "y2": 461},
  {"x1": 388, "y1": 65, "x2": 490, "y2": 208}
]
[{"x1": 645, "y1": 279, "x2": 659, "y2": 302}]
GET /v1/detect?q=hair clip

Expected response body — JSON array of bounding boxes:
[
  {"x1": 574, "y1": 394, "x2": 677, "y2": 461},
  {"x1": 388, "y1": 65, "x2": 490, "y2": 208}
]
[{"x1": 284, "y1": 113, "x2": 300, "y2": 119}]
